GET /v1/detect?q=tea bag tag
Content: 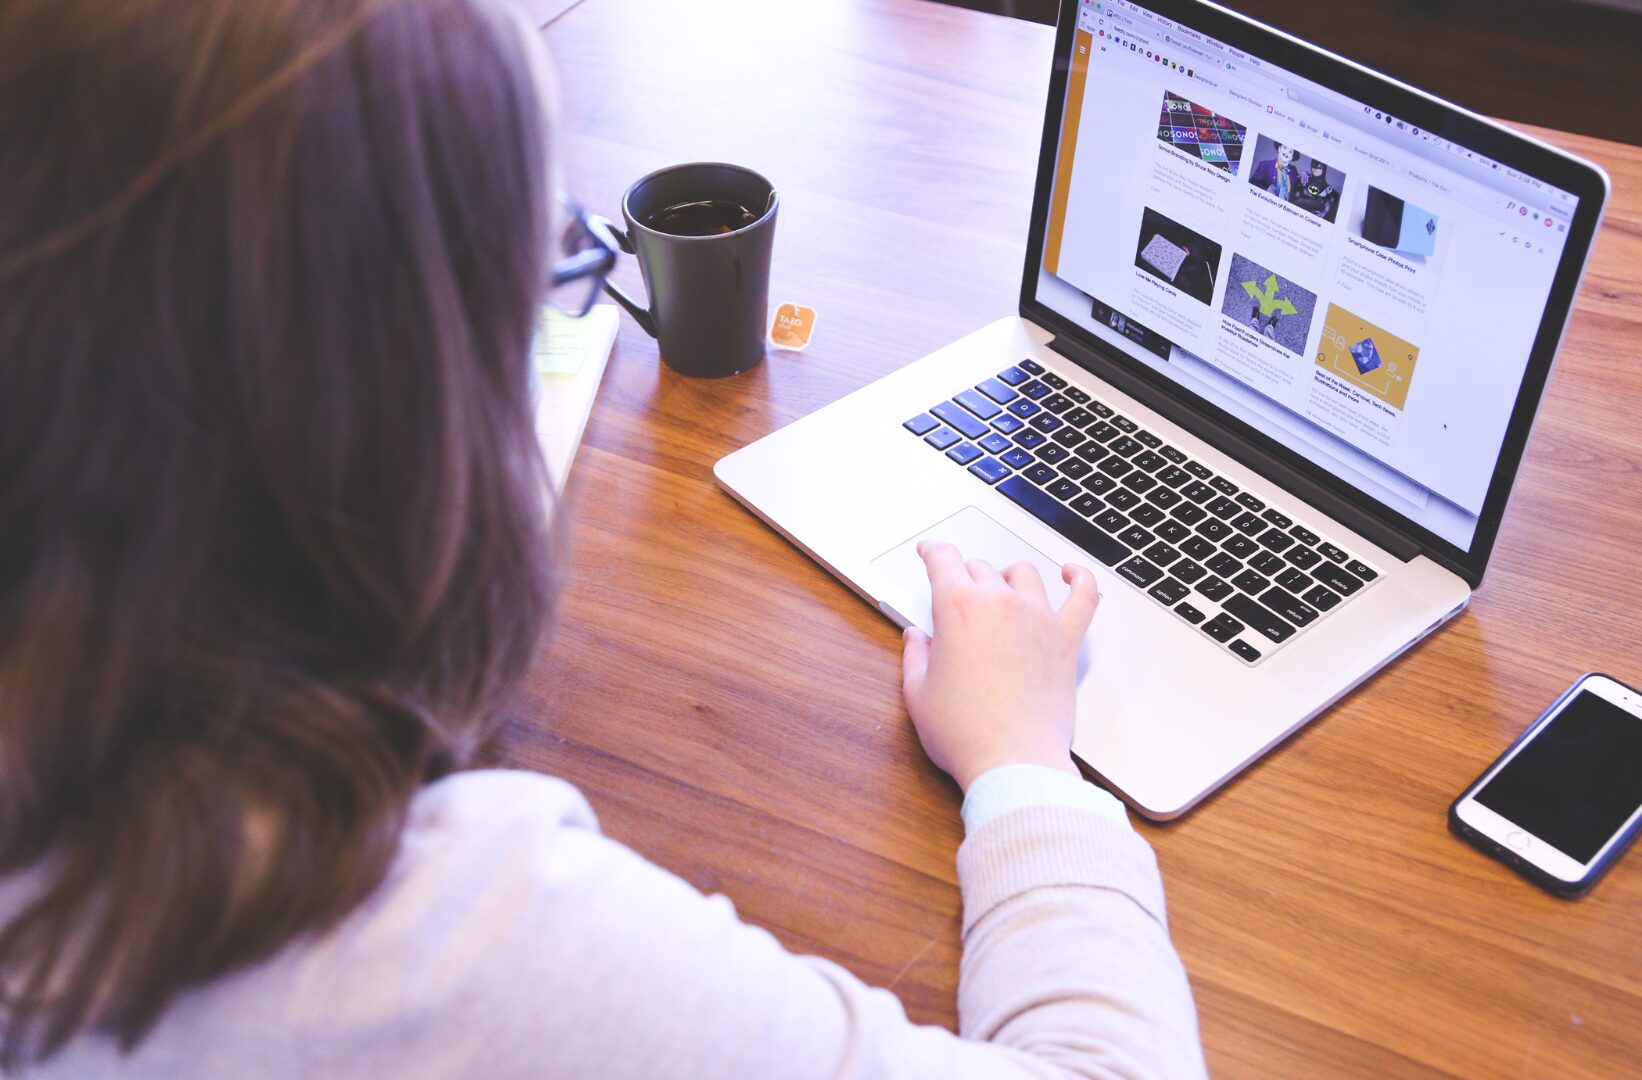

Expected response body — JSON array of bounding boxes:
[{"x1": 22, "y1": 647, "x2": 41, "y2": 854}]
[{"x1": 770, "y1": 302, "x2": 818, "y2": 351}]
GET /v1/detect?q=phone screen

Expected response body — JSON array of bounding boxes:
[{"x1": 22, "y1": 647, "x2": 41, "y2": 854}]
[{"x1": 1475, "y1": 690, "x2": 1642, "y2": 863}]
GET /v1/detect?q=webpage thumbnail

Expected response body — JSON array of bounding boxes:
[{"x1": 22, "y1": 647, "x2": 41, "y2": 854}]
[
  {"x1": 1246, "y1": 134, "x2": 1345, "y2": 223},
  {"x1": 1134, "y1": 207, "x2": 1222, "y2": 305},
  {"x1": 1316, "y1": 303, "x2": 1420, "y2": 409},
  {"x1": 1156, "y1": 90, "x2": 1246, "y2": 176},
  {"x1": 1222, "y1": 253, "x2": 1317, "y2": 356},
  {"x1": 1357, "y1": 186, "x2": 1438, "y2": 258}
]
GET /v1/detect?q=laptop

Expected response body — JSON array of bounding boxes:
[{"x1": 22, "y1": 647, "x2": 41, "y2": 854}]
[{"x1": 714, "y1": 0, "x2": 1609, "y2": 818}]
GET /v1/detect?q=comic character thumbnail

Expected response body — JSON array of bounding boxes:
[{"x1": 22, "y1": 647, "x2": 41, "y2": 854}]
[{"x1": 1247, "y1": 134, "x2": 1346, "y2": 223}]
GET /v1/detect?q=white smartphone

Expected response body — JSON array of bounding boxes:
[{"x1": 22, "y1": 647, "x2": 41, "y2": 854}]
[{"x1": 1450, "y1": 672, "x2": 1642, "y2": 897}]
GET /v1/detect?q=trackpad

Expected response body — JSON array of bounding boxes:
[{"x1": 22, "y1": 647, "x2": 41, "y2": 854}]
[{"x1": 871, "y1": 507, "x2": 1089, "y2": 675}]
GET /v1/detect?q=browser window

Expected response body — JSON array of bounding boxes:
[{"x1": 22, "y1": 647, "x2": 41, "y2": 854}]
[{"x1": 1037, "y1": 0, "x2": 1580, "y2": 549}]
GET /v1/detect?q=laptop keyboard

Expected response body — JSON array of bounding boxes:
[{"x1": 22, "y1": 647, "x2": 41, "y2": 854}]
[{"x1": 903, "y1": 357, "x2": 1381, "y2": 665}]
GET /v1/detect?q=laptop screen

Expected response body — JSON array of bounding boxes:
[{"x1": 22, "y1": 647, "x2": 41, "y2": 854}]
[{"x1": 1028, "y1": 0, "x2": 1595, "y2": 560}]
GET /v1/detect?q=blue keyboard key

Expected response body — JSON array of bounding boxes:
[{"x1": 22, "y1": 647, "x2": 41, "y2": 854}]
[
  {"x1": 968, "y1": 457, "x2": 1011, "y2": 484},
  {"x1": 1018, "y1": 358, "x2": 1046, "y2": 375},
  {"x1": 903, "y1": 412, "x2": 939, "y2": 435},
  {"x1": 977, "y1": 377, "x2": 1019, "y2": 405},
  {"x1": 1006, "y1": 398, "x2": 1040, "y2": 419},
  {"x1": 1019, "y1": 380, "x2": 1052, "y2": 400},
  {"x1": 954, "y1": 388, "x2": 1002, "y2": 420},
  {"x1": 979, "y1": 432, "x2": 1011, "y2": 454},
  {"x1": 1013, "y1": 428, "x2": 1047, "y2": 449},
  {"x1": 991, "y1": 413, "x2": 1024, "y2": 434},
  {"x1": 946, "y1": 441, "x2": 982, "y2": 465},
  {"x1": 931, "y1": 401, "x2": 987, "y2": 439},
  {"x1": 924, "y1": 427, "x2": 960, "y2": 450},
  {"x1": 1000, "y1": 447, "x2": 1034, "y2": 469},
  {"x1": 996, "y1": 365, "x2": 1031, "y2": 386}
]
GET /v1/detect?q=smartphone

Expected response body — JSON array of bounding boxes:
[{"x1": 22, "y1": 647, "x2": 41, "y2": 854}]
[{"x1": 1450, "y1": 672, "x2": 1642, "y2": 897}]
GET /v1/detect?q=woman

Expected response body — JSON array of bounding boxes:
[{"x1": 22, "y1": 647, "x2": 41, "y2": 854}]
[{"x1": 0, "y1": 0, "x2": 1206, "y2": 1074}]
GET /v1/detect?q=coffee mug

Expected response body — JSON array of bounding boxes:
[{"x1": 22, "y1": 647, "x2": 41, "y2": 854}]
[{"x1": 599, "y1": 162, "x2": 778, "y2": 378}]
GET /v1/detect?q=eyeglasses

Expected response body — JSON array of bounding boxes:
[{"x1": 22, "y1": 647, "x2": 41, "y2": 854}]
[{"x1": 548, "y1": 195, "x2": 621, "y2": 318}]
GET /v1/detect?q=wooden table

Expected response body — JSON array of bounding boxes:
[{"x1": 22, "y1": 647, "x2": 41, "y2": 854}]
[{"x1": 497, "y1": 0, "x2": 1642, "y2": 1074}]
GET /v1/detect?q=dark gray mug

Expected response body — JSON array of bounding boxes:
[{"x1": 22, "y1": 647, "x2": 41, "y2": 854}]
[{"x1": 600, "y1": 162, "x2": 778, "y2": 379}]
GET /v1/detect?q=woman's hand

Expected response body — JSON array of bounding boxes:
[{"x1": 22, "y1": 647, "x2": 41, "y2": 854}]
[{"x1": 900, "y1": 540, "x2": 1101, "y2": 792}]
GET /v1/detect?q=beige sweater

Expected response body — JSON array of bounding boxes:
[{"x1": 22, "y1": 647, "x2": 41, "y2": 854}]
[{"x1": 15, "y1": 770, "x2": 1207, "y2": 1078}]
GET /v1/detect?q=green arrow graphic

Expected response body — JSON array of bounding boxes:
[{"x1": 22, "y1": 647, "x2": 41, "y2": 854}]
[{"x1": 1242, "y1": 273, "x2": 1297, "y2": 317}]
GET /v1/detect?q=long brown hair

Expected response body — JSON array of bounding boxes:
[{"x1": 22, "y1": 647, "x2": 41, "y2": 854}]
[{"x1": 0, "y1": 0, "x2": 554, "y2": 1061}]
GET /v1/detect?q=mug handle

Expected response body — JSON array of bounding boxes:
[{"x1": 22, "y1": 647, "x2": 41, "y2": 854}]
[{"x1": 595, "y1": 218, "x2": 657, "y2": 338}]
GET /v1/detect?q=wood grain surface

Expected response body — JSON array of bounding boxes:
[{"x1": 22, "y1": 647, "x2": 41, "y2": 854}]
[{"x1": 490, "y1": 0, "x2": 1642, "y2": 1073}]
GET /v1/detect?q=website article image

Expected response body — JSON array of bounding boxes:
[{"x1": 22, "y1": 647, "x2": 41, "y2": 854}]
[
  {"x1": 1134, "y1": 207, "x2": 1222, "y2": 305},
  {"x1": 1353, "y1": 185, "x2": 1439, "y2": 261},
  {"x1": 1246, "y1": 134, "x2": 1345, "y2": 223},
  {"x1": 1221, "y1": 253, "x2": 1317, "y2": 357},
  {"x1": 1315, "y1": 303, "x2": 1420, "y2": 411},
  {"x1": 1156, "y1": 90, "x2": 1246, "y2": 176}
]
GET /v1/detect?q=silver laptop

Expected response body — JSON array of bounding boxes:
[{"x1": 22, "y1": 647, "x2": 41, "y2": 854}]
[{"x1": 715, "y1": 0, "x2": 1609, "y2": 818}]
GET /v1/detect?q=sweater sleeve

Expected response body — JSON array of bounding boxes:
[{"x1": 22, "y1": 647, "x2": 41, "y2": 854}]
[{"x1": 394, "y1": 773, "x2": 1208, "y2": 1080}]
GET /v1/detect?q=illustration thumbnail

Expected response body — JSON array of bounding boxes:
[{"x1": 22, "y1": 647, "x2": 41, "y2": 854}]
[
  {"x1": 1220, "y1": 253, "x2": 1318, "y2": 356},
  {"x1": 1134, "y1": 207, "x2": 1222, "y2": 305},
  {"x1": 1315, "y1": 303, "x2": 1420, "y2": 409},
  {"x1": 1247, "y1": 134, "x2": 1346, "y2": 223},
  {"x1": 1359, "y1": 186, "x2": 1438, "y2": 258},
  {"x1": 1156, "y1": 91, "x2": 1247, "y2": 175}
]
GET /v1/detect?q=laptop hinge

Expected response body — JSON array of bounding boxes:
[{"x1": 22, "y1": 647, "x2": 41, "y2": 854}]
[{"x1": 1047, "y1": 333, "x2": 1424, "y2": 564}]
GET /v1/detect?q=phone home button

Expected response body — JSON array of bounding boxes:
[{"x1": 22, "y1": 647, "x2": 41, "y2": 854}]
[{"x1": 1507, "y1": 829, "x2": 1533, "y2": 851}]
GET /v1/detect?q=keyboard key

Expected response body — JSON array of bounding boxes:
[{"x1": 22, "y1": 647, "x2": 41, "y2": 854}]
[
  {"x1": 1089, "y1": 401, "x2": 1114, "y2": 418},
  {"x1": 1144, "y1": 541, "x2": 1181, "y2": 566},
  {"x1": 1228, "y1": 640, "x2": 1262, "y2": 663},
  {"x1": 1196, "y1": 576, "x2": 1234, "y2": 604},
  {"x1": 1097, "y1": 456, "x2": 1134, "y2": 478},
  {"x1": 995, "y1": 476, "x2": 1130, "y2": 567},
  {"x1": 1122, "y1": 472, "x2": 1158, "y2": 494},
  {"x1": 991, "y1": 413, "x2": 1024, "y2": 434},
  {"x1": 1132, "y1": 450, "x2": 1166, "y2": 472},
  {"x1": 1111, "y1": 415, "x2": 1139, "y2": 433},
  {"x1": 1040, "y1": 371, "x2": 1068, "y2": 390},
  {"x1": 1232, "y1": 569, "x2": 1270, "y2": 594},
  {"x1": 1202, "y1": 612, "x2": 1243, "y2": 642},
  {"x1": 1288, "y1": 524, "x2": 1320, "y2": 546},
  {"x1": 1154, "y1": 519, "x2": 1190, "y2": 544},
  {"x1": 1065, "y1": 386, "x2": 1091, "y2": 404},
  {"x1": 1118, "y1": 525, "x2": 1155, "y2": 549},
  {"x1": 1169, "y1": 558, "x2": 1207, "y2": 584},
  {"x1": 996, "y1": 365, "x2": 1031, "y2": 386},
  {"x1": 1117, "y1": 556, "x2": 1164, "y2": 588},
  {"x1": 1131, "y1": 504, "x2": 1165, "y2": 528},
  {"x1": 1303, "y1": 585, "x2": 1342, "y2": 611},
  {"x1": 1051, "y1": 426, "x2": 1087, "y2": 448},
  {"x1": 1019, "y1": 379, "x2": 1051, "y2": 401},
  {"x1": 1028, "y1": 413, "x2": 1063, "y2": 433},
  {"x1": 1039, "y1": 393, "x2": 1073, "y2": 414},
  {"x1": 1135, "y1": 430, "x2": 1163, "y2": 449},
  {"x1": 1024, "y1": 463, "x2": 1057, "y2": 485},
  {"x1": 1062, "y1": 407, "x2": 1095, "y2": 428},
  {"x1": 1070, "y1": 494, "x2": 1104, "y2": 516},
  {"x1": 1276, "y1": 568, "x2": 1312, "y2": 594},
  {"x1": 1149, "y1": 578, "x2": 1190, "y2": 605},
  {"x1": 1206, "y1": 496, "x2": 1240, "y2": 519},
  {"x1": 1310, "y1": 563, "x2": 1364, "y2": 596},
  {"x1": 1318, "y1": 542, "x2": 1349, "y2": 564},
  {"x1": 1013, "y1": 428, "x2": 1046, "y2": 449},
  {"x1": 932, "y1": 401, "x2": 987, "y2": 439},
  {"x1": 968, "y1": 457, "x2": 1010, "y2": 484},
  {"x1": 1181, "y1": 480, "x2": 1215, "y2": 503},
  {"x1": 979, "y1": 432, "x2": 1011, "y2": 454},
  {"x1": 1257, "y1": 528, "x2": 1297, "y2": 553},
  {"x1": 1249, "y1": 551, "x2": 1284, "y2": 576},
  {"x1": 1107, "y1": 435, "x2": 1143, "y2": 457},
  {"x1": 1156, "y1": 465, "x2": 1190, "y2": 488},
  {"x1": 1000, "y1": 447, "x2": 1034, "y2": 469},
  {"x1": 1180, "y1": 536, "x2": 1215, "y2": 560},
  {"x1": 1222, "y1": 593, "x2": 1295, "y2": 643},
  {"x1": 1231, "y1": 511, "x2": 1265, "y2": 536},
  {"x1": 1037, "y1": 443, "x2": 1069, "y2": 464},
  {"x1": 1258, "y1": 586, "x2": 1319, "y2": 628},
  {"x1": 1082, "y1": 473, "x2": 1117, "y2": 495},
  {"x1": 1006, "y1": 398, "x2": 1041, "y2": 419},
  {"x1": 1235, "y1": 492, "x2": 1266, "y2": 512},
  {"x1": 1171, "y1": 503, "x2": 1207, "y2": 527},
  {"x1": 1017, "y1": 358, "x2": 1045, "y2": 375},
  {"x1": 1195, "y1": 518, "x2": 1232, "y2": 542},
  {"x1": 1074, "y1": 440, "x2": 1109, "y2": 463},
  {"x1": 1107, "y1": 488, "x2": 1140, "y2": 511},
  {"x1": 977, "y1": 377, "x2": 1019, "y2": 405},
  {"x1": 925, "y1": 427, "x2": 960, "y2": 450},
  {"x1": 1346, "y1": 560, "x2": 1378, "y2": 581},
  {"x1": 1061, "y1": 457, "x2": 1093, "y2": 480},
  {"x1": 945, "y1": 442, "x2": 982, "y2": 465},
  {"x1": 1207, "y1": 552, "x2": 1241, "y2": 577},
  {"x1": 1093, "y1": 508, "x2": 1129, "y2": 532},
  {"x1": 1159, "y1": 446, "x2": 1187, "y2": 464},
  {"x1": 1260, "y1": 508, "x2": 1293, "y2": 529},
  {"x1": 1223, "y1": 535, "x2": 1258, "y2": 559},
  {"x1": 955, "y1": 388, "x2": 1002, "y2": 420},
  {"x1": 1146, "y1": 487, "x2": 1182, "y2": 510},
  {"x1": 1047, "y1": 478, "x2": 1081, "y2": 501},
  {"x1": 1174, "y1": 602, "x2": 1206, "y2": 624},
  {"x1": 904, "y1": 413, "x2": 939, "y2": 435},
  {"x1": 1183, "y1": 461, "x2": 1213, "y2": 480},
  {"x1": 1285, "y1": 545, "x2": 1322, "y2": 570},
  {"x1": 1086, "y1": 421, "x2": 1119, "y2": 442},
  {"x1": 1209, "y1": 476, "x2": 1238, "y2": 496}
]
